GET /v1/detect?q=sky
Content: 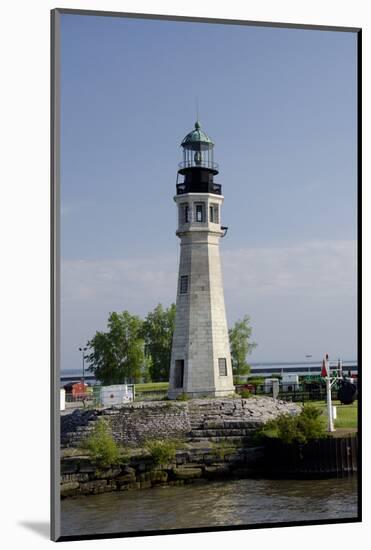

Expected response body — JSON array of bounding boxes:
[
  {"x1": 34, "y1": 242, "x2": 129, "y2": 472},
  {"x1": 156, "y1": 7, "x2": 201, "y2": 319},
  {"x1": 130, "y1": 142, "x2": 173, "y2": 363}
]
[{"x1": 60, "y1": 14, "x2": 357, "y2": 371}]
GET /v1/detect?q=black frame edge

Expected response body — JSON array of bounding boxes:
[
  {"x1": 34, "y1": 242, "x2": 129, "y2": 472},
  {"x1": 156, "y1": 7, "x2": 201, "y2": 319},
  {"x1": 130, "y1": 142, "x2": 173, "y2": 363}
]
[
  {"x1": 356, "y1": 27, "x2": 362, "y2": 523},
  {"x1": 51, "y1": 7, "x2": 61, "y2": 543},
  {"x1": 54, "y1": 7, "x2": 361, "y2": 33},
  {"x1": 56, "y1": 517, "x2": 361, "y2": 543}
]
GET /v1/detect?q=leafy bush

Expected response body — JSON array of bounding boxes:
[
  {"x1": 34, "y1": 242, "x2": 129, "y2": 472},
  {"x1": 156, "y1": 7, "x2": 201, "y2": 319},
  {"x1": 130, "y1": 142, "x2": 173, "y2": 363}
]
[
  {"x1": 233, "y1": 377, "x2": 247, "y2": 385},
  {"x1": 83, "y1": 418, "x2": 120, "y2": 467},
  {"x1": 145, "y1": 439, "x2": 177, "y2": 465},
  {"x1": 240, "y1": 389, "x2": 253, "y2": 398},
  {"x1": 257, "y1": 404, "x2": 327, "y2": 445},
  {"x1": 247, "y1": 377, "x2": 265, "y2": 387}
]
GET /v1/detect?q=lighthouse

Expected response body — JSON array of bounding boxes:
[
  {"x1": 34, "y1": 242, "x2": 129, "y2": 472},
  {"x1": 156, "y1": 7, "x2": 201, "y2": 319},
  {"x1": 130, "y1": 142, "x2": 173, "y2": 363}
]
[{"x1": 168, "y1": 121, "x2": 235, "y2": 399}]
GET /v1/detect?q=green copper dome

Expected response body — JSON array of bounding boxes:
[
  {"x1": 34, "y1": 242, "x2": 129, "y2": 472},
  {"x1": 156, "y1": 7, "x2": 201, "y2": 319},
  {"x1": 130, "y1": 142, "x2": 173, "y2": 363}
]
[{"x1": 181, "y1": 121, "x2": 214, "y2": 150}]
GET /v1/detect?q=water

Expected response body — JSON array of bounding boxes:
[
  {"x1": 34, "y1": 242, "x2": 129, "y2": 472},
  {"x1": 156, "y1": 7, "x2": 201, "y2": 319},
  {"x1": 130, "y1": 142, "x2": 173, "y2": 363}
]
[{"x1": 61, "y1": 477, "x2": 358, "y2": 537}]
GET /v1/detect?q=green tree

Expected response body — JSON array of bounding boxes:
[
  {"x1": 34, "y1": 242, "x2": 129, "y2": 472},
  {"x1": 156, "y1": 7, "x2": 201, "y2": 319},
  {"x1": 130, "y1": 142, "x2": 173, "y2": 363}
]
[
  {"x1": 228, "y1": 315, "x2": 257, "y2": 379},
  {"x1": 142, "y1": 303, "x2": 176, "y2": 382},
  {"x1": 86, "y1": 311, "x2": 145, "y2": 385}
]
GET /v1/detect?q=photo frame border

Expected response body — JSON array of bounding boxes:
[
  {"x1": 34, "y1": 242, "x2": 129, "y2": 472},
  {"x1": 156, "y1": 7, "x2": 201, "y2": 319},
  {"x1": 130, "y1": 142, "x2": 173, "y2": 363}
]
[{"x1": 51, "y1": 7, "x2": 362, "y2": 542}]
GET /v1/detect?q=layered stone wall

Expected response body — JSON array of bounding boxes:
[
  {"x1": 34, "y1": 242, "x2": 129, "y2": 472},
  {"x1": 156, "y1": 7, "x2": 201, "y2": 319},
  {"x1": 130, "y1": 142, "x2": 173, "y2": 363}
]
[
  {"x1": 61, "y1": 402, "x2": 190, "y2": 447},
  {"x1": 60, "y1": 445, "x2": 263, "y2": 498},
  {"x1": 61, "y1": 397, "x2": 300, "y2": 448}
]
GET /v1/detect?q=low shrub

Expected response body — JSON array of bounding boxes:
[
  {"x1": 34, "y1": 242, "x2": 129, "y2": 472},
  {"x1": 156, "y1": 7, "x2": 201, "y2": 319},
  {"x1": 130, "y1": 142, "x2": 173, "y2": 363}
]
[
  {"x1": 176, "y1": 392, "x2": 190, "y2": 401},
  {"x1": 240, "y1": 389, "x2": 253, "y2": 399},
  {"x1": 233, "y1": 377, "x2": 247, "y2": 385},
  {"x1": 82, "y1": 418, "x2": 120, "y2": 467},
  {"x1": 246, "y1": 377, "x2": 265, "y2": 387},
  {"x1": 256, "y1": 404, "x2": 327, "y2": 445},
  {"x1": 145, "y1": 439, "x2": 177, "y2": 465}
]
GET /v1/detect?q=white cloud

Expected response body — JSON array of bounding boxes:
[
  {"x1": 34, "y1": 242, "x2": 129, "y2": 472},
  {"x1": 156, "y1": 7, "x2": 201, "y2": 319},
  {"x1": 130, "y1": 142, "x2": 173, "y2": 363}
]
[
  {"x1": 62, "y1": 240, "x2": 356, "y2": 306},
  {"x1": 60, "y1": 240, "x2": 357, "y2": 368},
  {"x1": 222, "y1": 240, "x2": 356, "y2": 298},
  {"x1": 61, "y1": 255, "x2": 178, "y2": 311}
]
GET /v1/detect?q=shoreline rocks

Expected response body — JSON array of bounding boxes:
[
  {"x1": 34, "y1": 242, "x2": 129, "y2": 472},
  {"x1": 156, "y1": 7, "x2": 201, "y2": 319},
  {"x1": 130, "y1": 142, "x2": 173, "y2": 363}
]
[
  {"x1": 60, "y1": 445, "x2": 264, "y2": 499},
  {"x1": 60, "y1": 397, "x2": 302, "y2": 498}
]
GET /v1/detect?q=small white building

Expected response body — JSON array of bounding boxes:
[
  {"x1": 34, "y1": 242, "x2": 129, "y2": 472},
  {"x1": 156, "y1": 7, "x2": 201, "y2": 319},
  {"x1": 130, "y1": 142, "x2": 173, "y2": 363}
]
[
  {"x1": 282, "y1": 374, "x2": 300, "y2": 391},
  {"x1": 101, "y1": 385, "x2": 133, "y2": 406},
  {"x1": 60, "y1": 388, "x2": 66, "y2": 411}
]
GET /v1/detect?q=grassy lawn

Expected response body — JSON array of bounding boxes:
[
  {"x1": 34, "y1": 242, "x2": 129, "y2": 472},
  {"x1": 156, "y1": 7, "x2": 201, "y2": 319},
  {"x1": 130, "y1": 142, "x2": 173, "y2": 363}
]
[
  {"x1": 310, "y1": 400, "x2": 358, "y2": 431},
  {"x1": 135, "y1": 382, "x2": 169, "y2": 392}
]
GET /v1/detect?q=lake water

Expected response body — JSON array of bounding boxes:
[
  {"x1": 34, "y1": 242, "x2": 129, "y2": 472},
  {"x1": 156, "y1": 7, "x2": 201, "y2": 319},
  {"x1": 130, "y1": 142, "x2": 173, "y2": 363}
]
[{"x1": 61, "y1": 477, "x2": 358, "y2": 537}]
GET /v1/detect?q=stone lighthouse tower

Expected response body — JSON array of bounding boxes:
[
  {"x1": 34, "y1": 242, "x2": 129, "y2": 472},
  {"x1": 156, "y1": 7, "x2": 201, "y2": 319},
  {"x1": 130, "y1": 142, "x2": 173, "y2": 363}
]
[{"x1": 168, "y1": 121, "x2": 235, "y2": 399}]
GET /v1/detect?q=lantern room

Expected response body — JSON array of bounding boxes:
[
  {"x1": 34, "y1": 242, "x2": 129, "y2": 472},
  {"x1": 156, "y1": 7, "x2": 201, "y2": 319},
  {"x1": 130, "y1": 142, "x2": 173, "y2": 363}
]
[
  {"x1": 179, "y1": 121, "x2": 218, "y2": 173},
  {"x1": 176, "y1": 121, "x2": 222, "y2": 196}
]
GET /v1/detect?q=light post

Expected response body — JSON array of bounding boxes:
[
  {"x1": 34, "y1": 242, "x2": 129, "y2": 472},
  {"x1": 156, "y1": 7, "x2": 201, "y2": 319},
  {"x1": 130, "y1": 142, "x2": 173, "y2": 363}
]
[
  {"x1": 325, "y1": 355, "x2": 334, "y2": 432},
  {"x1": 78, "y1": 346, "x2": 88, "y2": 383},
  {"x1": 337, "y1": 358, "x2": 343, "y2": 378},
  {"x1": 322, "y1": 353, "x2": 339, "y2": 433}
]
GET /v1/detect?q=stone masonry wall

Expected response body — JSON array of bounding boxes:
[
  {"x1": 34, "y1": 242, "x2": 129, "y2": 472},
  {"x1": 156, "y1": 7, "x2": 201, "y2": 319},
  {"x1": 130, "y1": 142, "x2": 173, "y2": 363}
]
[
  {"x1": 60, "y1": 445, "x2": 264, "y2": 499},
  {"x1": 61, "y1": 397, "x2": 300, "y2": 448}
]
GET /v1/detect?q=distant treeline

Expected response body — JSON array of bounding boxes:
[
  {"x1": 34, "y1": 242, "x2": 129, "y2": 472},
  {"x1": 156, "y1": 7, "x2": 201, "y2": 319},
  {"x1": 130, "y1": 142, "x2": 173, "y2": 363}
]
[{"x1": 86, "y1": 305, "x2": 256, "y2": 385}]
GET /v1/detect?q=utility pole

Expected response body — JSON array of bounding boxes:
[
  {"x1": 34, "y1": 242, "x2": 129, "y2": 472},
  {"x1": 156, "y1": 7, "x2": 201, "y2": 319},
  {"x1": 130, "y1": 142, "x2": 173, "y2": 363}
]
[
  {"x1": 322, "y1": 353, "x2": 339, "y2": 432},
  {"x1": 325, "y1": 354, "x2": 334, "y2": 432},
  {"x1": 78, "y1": 346, "x2": 88, "y2": 383}
]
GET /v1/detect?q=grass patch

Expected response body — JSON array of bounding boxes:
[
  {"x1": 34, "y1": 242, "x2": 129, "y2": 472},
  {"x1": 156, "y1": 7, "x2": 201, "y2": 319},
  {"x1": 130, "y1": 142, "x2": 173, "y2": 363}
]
[
  {"x1": 309, "y1": 400, "x2": 358, "y2": 430},
  {"x1": 135, "y1": 382, "x2": 169, "y2": 392}
]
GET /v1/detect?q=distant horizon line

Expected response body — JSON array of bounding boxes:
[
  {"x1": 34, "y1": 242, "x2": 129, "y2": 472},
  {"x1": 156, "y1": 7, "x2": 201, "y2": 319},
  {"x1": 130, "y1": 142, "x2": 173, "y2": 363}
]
[{"x1": 60, "y1": 358, "x2": 358, "y2": 373}]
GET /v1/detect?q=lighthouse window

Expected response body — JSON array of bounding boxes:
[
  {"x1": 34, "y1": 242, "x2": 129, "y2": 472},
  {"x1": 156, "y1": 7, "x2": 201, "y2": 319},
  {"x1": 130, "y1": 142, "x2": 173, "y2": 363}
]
[
  {"x1": 180, "y1": 203, "x2": 189, "y2": 224},
  {"x1": 195, "y1": 203, "x2": 205, "y2": 222},
  {"x1": 218, "y1": 358, "x2": 227, "y2": 376},
  {"x1": 180, "y1": 275, "x2": 188, "y2": 294},
  {"x1": 209, "y1": 204, "x2": 219, "y2": 224},
  {"x1": 175, "y1": 360, "x2": 184, "y2": 388}
]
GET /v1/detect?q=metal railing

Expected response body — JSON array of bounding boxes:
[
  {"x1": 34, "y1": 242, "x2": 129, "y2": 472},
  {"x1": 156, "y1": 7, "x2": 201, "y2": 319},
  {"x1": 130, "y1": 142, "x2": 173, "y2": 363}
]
[
  {"x1": 65, "y1": 393, "x2": 94, "y2": 403},
  {"x1": 178, "y1": 160, "x2": 218, "y2": 171},
  {"x1": 252, "y1": 384, "x2": 340, "y2": 403}
]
